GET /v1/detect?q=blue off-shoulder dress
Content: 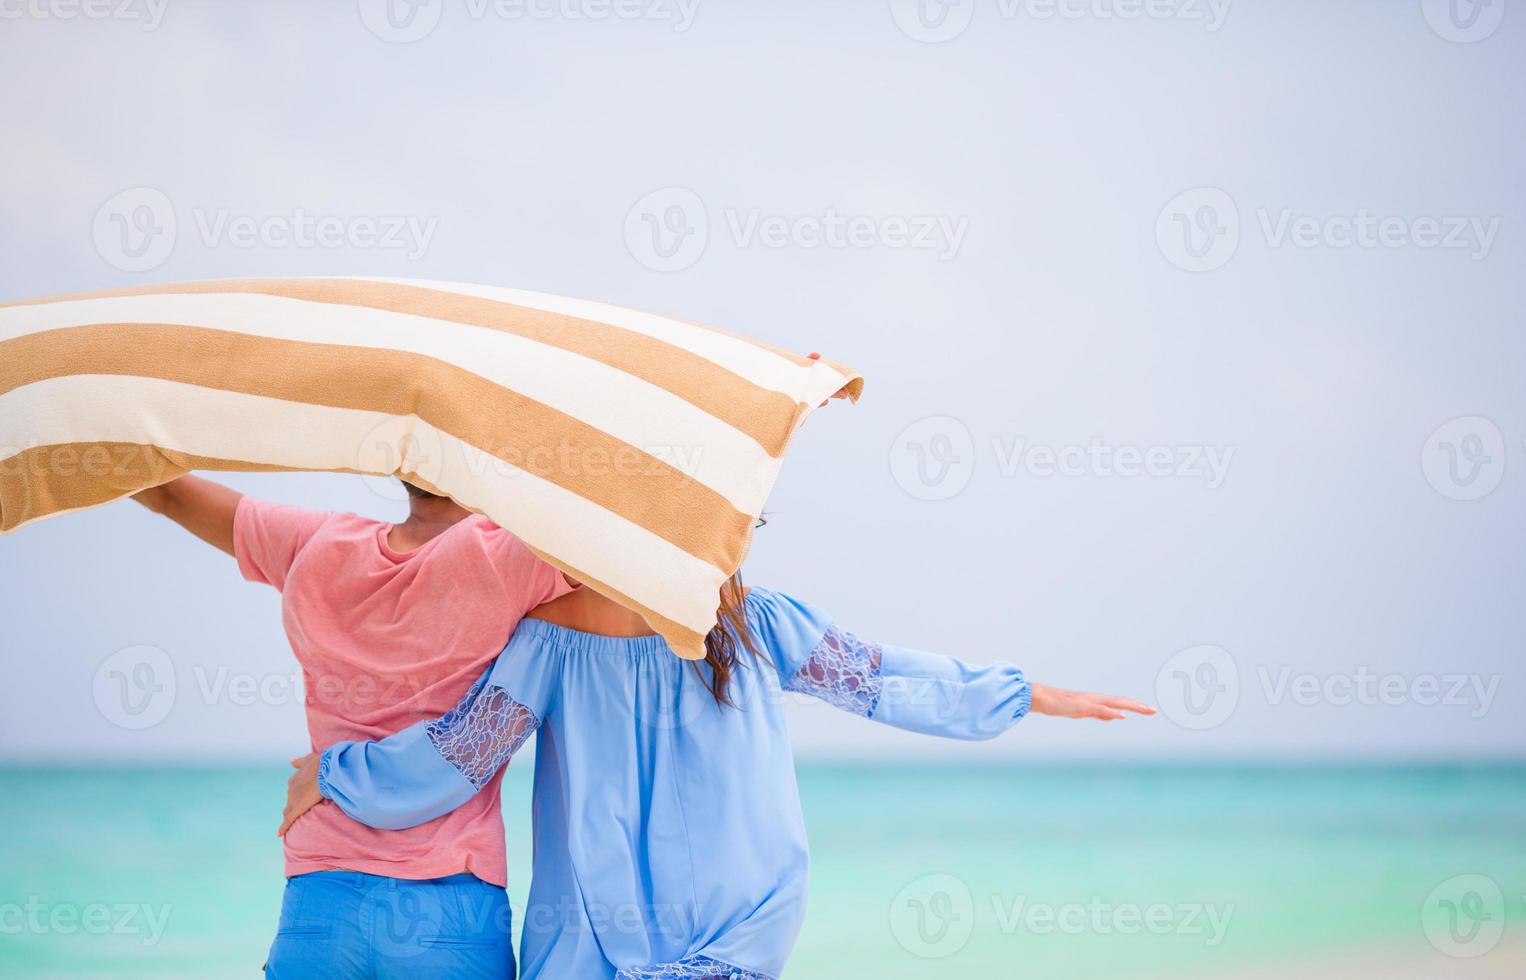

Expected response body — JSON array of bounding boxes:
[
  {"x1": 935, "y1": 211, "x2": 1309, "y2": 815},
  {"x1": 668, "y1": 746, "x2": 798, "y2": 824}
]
[{"x1": 317, "y1": 589, "x2": 1032, "y2": 980}]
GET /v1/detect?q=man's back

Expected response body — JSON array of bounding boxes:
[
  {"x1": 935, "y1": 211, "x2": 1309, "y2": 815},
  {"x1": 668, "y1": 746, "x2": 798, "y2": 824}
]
[{"x1": 234, "y1": 496, "x2": 570, "y2": 885}]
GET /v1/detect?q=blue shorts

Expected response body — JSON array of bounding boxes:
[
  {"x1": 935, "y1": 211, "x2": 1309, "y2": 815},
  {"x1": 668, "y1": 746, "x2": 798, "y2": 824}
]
[{"x1": 265, "y1": 871, "x2": 515, "y2": 980}]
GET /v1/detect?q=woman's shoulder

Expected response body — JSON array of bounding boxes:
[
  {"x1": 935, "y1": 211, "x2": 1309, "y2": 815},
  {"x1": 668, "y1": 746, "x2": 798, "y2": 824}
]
[{"x1": 741, "y1": 587, "x2": 833, "y2": 662}]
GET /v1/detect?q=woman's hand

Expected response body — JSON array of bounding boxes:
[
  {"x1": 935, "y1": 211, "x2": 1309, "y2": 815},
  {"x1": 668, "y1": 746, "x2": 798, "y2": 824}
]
[
  {"x1": 278, "y1": 752, "x2": 326, "y2": 837},
  {"x1": 1030, "y1": 683, "x2": 1156, "y2": 721}
]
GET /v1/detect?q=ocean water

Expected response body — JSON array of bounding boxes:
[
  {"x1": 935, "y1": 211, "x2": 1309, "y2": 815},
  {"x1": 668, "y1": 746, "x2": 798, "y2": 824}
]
[{"x1": 1, "y1": 763, "x2": 1522, "y2": 978}]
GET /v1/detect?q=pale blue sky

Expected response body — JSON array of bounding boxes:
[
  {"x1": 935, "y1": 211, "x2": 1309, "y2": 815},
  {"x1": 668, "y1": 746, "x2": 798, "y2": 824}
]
[{"x1": 1, "y1": 0, "x2": 1522, "y2": 760}]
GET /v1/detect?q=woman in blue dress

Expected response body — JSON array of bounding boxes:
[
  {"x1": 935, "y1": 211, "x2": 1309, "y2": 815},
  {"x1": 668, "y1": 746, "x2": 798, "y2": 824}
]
[{"x1": 280, "y1": 577, "x2": 1153, "y2": 979}]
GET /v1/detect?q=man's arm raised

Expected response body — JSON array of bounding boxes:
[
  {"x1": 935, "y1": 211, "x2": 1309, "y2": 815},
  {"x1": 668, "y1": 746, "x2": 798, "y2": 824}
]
[{"x1": 132, "y1": 475, "x2": 243, "y2": 556}]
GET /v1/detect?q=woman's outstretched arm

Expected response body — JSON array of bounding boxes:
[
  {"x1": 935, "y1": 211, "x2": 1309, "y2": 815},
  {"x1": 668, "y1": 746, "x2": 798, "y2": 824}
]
[
  {"x1": 751, "y1": 589, "x2": 1153, "y2": 739},
  {"x1": 279, "y1": 661, "x2": 543, "y2": 835}
]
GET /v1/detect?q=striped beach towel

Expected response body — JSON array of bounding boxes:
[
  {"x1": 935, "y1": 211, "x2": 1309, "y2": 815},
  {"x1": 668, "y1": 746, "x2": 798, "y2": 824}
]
[{"x1": 0, "y1": 278, "x2": 862, "y2": 659}]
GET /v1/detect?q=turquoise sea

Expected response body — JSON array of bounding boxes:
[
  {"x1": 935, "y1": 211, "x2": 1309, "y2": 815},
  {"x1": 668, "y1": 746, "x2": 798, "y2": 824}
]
[{"x1": 2, "y1": 763, "x2": 1523, "y2": 978}]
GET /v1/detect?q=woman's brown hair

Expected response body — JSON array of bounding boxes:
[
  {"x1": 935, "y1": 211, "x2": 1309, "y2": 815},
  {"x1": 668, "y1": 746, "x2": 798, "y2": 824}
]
[{"x1": 696, "y1": 571, "x2": 764, "y2": 705}]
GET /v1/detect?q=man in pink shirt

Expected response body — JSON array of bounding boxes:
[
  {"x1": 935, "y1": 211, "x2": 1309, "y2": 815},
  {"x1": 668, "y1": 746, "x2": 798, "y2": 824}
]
[{"x1": 133, "y1": 475, "x2": 573, "y2": 978}]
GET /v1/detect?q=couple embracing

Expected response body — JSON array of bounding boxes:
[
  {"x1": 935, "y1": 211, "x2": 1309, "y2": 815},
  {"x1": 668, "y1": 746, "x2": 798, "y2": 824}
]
[{"x1": 134, "y1": 469, "x2": 1151, "y2": 979}]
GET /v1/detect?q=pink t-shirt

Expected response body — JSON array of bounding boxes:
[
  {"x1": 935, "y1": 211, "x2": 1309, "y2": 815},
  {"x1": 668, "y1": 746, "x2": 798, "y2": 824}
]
[{"x1": 233, "y1": 496, "x2": 572, "y2": 886}]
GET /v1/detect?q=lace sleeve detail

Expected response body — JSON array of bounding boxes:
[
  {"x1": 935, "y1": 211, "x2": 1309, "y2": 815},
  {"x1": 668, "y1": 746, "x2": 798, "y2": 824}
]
[
  {"x1": 616, "y1": 955, "x2": 773, "y2": 980},
  {"x1": 425, "y1": 674, "x2": 540, "y2": 790},
  {"x1": 782, "y1": 624, "x2": 883, "y2": 717}
]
